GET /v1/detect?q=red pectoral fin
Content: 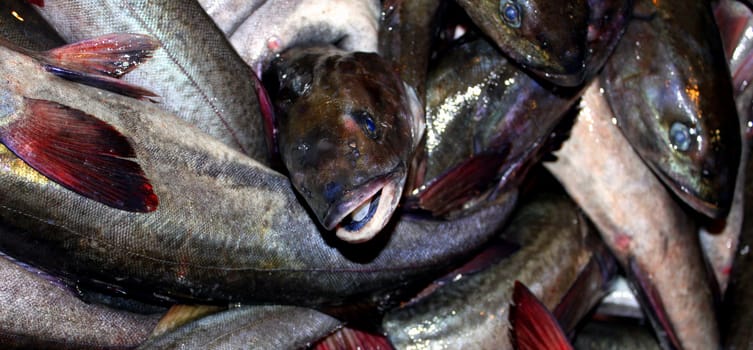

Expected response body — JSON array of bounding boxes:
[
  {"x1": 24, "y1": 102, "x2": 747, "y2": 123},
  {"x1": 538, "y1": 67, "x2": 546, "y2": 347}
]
[
  {"x1": 44, "y1": 65, "x2": 158, "y2": 101},
  {"x1": 312, "y1": 326, "x2": 394, "y2": 350},
  {"x1": 0, "y1": 98, "x2": 158, "y2": 212},
  {"x1": 510, "y1": 281, "x2": 573, "y2": 350},
  {"x1": 42, "y1": 33, "x2": 161, "y2": 78}
]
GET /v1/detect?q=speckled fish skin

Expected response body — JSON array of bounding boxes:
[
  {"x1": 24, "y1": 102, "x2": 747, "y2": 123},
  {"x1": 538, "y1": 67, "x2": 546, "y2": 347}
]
[
  {"x1": 0, "y1": 0, "x2": 64, "y2": 51},
  {"x1": 0, "y1": 41, "x2": 516, "y2": 305},
  {"x1": 0, "y1": 227, "x2": 159, "y2": 350},
  {"x1": 137, "y1": 306, "x2": 341, "y2": 350},
  {"x1": 573, "y1": 321, "x2": 661, "y2": 350},
  {"x1": 198, "y1": 0, "x2": 380, "y2": 72},
  {"x1": 34, "y1": 0, "x2": 269, "y2": 161},
  {"x1": 383, "y1": 191, "x2": 606, "y2": 350},
  {"x1": 454, "y1": 0, "x2": 589, "y2": 86},
  {"x1": 263, "y1": 45, "x2": 424, "y2": 243},
  {"x1": 546, "y1": 81, "x2": 720, "y2": 350},
  {"x1": 601, "y1": 0, "x2": 741, "y2": 219}
]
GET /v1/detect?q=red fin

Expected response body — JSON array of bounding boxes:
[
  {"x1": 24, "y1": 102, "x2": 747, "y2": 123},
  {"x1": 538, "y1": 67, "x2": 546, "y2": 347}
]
[
  {"x1": 252, "y1": 72, "x2": 279, "y2": 160},
  {"x1": 510, "y1": 281, "x2": 573, "y2": 350},
  {"x1": 312, "y1": 326, "x2": 393, "y2": 350},
  {"x1": 0, "y1": 98, "x2": 159, "y2": 212},
  {"x1": 626, "y1": 257, "x2": 682, "y2": 350},
  {"x1": 44, "y1": 65, "x2": 159, "y2": 101},
  {"x1": 409, "y1": 152, "x2": 508, "y2": 216},
  {"x1": 42, "y1": 33, "x2": 160, "y2": 78}
]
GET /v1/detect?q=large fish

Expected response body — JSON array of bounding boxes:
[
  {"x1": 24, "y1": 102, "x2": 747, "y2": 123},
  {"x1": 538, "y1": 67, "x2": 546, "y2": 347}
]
[
  {"x1": 383, "y1": 189, "x2": 614, "y2": 349},
  {"x1": 601, "y1": 0, "x2": 741, "y2": 219},
  {"x1": 546, "y1": 81, "x2": 720, "y2": 350},
  {"x1": 0, "y1": 37, "x2": 516, "y2": 305},
  {"x1": 198, "y1": 0, "x2": 380, "y2": 72},
  {"x1": 138, "y1": 306, "x2": 341, "y2": 350},
  {"x1": 0, "y1": 0, "x2": 64, "y2": 51},
  {"x1": 0, "y1": 231, "x2": 160, "y2": 349},
  {"x1": 409, "y1": 37, "x2": 580, "y2": 216},
  {"x1": 34, "y1": 0, "x2": 269, "y2": 161},
  {"x1": 262, "y1": 45, "x2": 424, "y2": 243},
  {"x1": 453, "y1": 0, "x2": 590, "y2": 86}
]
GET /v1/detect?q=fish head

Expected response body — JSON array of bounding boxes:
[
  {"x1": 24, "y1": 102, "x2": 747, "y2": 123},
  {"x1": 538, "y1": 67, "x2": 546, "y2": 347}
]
[
  {"x1": 611, "y1": 67, "x2": 741, "y2": 219},
  {"x1": 276, "y1": 51, "x2": 423, "y2": 243},
  {"x1": 456, "y1": 0, "x2": 589, "y2": 86}
]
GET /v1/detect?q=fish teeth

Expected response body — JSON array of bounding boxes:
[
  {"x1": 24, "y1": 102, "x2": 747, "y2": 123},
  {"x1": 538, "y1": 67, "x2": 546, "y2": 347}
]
[{"x1": 351, "y1": 198, "x2": 372, "y2": 222}]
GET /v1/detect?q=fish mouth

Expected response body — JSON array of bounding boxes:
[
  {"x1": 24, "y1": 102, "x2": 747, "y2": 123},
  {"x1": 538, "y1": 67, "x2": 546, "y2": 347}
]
[
  {"x1": 322, "y1": 174, "x2": 403, "y2": 243},
  {"x1": 652, "y1": 166, "x2": 728, "y2": 219}
]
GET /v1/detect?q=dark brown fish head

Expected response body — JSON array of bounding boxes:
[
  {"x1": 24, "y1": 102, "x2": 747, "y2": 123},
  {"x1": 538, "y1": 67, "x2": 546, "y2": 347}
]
[
  {"x1": 456, "y1": 0, "x2": 589, "y2": 86},
  {"x1": 268, "y1": 48, "x2": 424, "y2": 243}
]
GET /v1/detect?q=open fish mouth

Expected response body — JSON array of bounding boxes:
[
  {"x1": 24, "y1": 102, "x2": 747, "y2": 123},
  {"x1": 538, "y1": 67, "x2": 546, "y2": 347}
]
[{"x1": 322, "y1": 174, "x2": 403, "y2": 243}]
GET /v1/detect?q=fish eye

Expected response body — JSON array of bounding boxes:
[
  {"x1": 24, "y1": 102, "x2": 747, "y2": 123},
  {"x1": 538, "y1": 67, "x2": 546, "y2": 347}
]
[
  {"x1": 351, "y1": 110, "x2": 379, "y2": 139},
  {"x1": 669, "y1": 122, "x2": 692, "y2": 152},
  {"x1": 499, "y1": 0, "x2": 522, "y2": 28}
]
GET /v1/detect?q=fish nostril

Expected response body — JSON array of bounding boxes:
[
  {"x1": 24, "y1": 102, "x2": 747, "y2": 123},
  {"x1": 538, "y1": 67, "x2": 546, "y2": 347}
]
[{"x1": 323, "y1": 181, "x2": 343, "y2": 204}]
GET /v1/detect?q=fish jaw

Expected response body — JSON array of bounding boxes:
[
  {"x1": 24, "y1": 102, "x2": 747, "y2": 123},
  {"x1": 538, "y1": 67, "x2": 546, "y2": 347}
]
[{"x1": 326, "y1": 173, "x2": 405, "y2": 243}]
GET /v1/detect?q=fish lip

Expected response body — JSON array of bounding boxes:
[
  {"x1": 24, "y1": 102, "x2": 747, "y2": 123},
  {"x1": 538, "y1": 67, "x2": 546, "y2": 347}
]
[
  {"x1": 321, "y1": 170, "x2": 404, "y2": 243},
  {"x1": 652, "y1": 166, "x2": 727, "y2": 219}
]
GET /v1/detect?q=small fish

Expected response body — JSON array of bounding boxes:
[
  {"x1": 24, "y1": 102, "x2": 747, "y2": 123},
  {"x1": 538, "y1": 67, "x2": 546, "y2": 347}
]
[
  {"x1": 137, "y1": 305, "x2": 341, "y2": 350},
  {"x1": 198, "y1": 0, "x2": 380, "y2": 72},
  {"x1": 36, "y1": 0, "x2": 271, "y2": 161},
  {"x1": 601, "y1": 0, "x2": 741, "y2": 219},
  {"x1": 546, "y1": 81, "x2": 720, "y2": 350},
  {"x1": 454, "y1": 0, "x2": 590, "y2": 86},
  {"x1": 0, "y1": 241, "x2": 160, "y2": 349},
  {"x1": 263, "y1": 45, "x2": 424, "y2": 243}
]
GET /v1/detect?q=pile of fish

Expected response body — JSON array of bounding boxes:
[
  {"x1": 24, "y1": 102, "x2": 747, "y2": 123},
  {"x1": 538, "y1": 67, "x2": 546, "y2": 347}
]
[{"x1": 0, "y1": 0, "x2": 751, "y2": 348}]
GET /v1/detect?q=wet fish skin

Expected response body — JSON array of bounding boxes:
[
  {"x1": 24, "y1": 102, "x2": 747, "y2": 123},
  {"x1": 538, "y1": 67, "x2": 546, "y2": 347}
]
[
  {"x1": 546, "y1": 81, "x2": 720, "y2": 350},
  {"x1": 0, "y1": 0, "x2": 64, "y2": 51},
  {"x1": 0, "y1": 226, "x2": 159, "y2": 350},
  {"x1": 574, "y1": 321, "x2": 661, "y2": 350},
  {"x1": 383, "y1": 190, "x2": 607, "y2": 350},
  {"x1": 198, "y1": 0, "x2": 380, "y2": 71},
  {"x1": 264, "y1": 45, "x2": 423, "y2": 243},
  {"x1": 602, "y1": 0, "x2": 741, "y2": 219},
  {"x1": 0, "y1": 40, "x2": 516, "y2": 305},
  {"x1": 34, "y1": 0, "x2": 269, "y2": 160},
  {"x1": 455, "y1": 0, "x2": 589, "y2": 86},
  {"x1": 137, "y1": 305, "x2": 341, "y2": 350}
]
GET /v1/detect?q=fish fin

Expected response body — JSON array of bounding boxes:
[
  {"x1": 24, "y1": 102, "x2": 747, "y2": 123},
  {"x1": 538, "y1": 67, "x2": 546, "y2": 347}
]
[
  {"x1": 44, "y1": 65, "x2": 159, "y2": 101},
  {"x1": 312, "y1": 326, "x2": 394, "y2": 350},
  {"x1": 0, "y1": 98, "x2": 159, "y2": 212},
  {"x1": 252, "y1": 72, "x2": 280, "y2": 162},
  {"x1": 150, "y1": 305, "x2": 225, "y2": 339},
  {"x1": 626, "y1": 257, "x2": 683, "y2": 350},
  {"x1": 510, "y1": 280, "x2": 573, "y2": 350},
  {"x1": 42, "y1": 33, "x2": 160, "y2": 78},
  {"x1": 408, "y1": 152, "x2": 508, "y2": 216}
]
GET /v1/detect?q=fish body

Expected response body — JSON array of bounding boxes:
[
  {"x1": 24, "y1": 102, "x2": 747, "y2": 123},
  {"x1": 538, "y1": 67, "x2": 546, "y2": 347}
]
[
  {"x1": 0, "y1": 37, "x2": 516, "y2": 305},
  {"x1": 263, "y1": 45, "x2": 424, "y2": 243},
  {"x1": 383, "y1": 190, "x2": 610, "y2": 349},
  {"x1": 573, "y1": 321, "x2": 661, "y2": 350},
  {"x1": 454, "y1": 0, "x2": 589, "y2": 86},
  {"x1": 546, "y1": 81, "x2": 720, "y2": 350},
  {"x1": 34, "y1": 0, "x2": 269, "y2": 160},
  {"x1": 138, "y1": 305, "x2": 341, "y2": 350},
  {"x1": 412, "y1": 37, "x2": 580, "y2": 216},
  {"x1": 198, "y1": 0, "x2": 380, "y2": 71},
  {"x1": 0, "y1": 230, "x2": 159, "y2": 349},
  {"x1": 602, "y1": 0, "x2": 741, "y2": 219}
]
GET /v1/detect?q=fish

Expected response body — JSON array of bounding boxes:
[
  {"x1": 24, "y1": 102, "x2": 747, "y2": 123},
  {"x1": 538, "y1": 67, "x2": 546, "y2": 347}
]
[
  {"x1": 510, "y1": 280, "x2": 574, "y2": 350},
  {"x1": 546, "y1": 81, "x2": 720, "y2": 350},
  {"x1": 453, "y1": 0, "x2": 590, "y2": 86},
  {"x1": 34, "y1": 0, "x2": 270, "y2": 161},
  {"x1": 0, "y1": 232, "x2": 160, "y2": 349},
  {"x1": 137, "y1": 305, "x2": 341, "y2": 350},
  {"x1": 262, "y1": 45, "x2": 424, "y2": 243},
  {"x1": 409, "y1": 37, "x2": 580, "y2": 217},
  {"x1": 0, "y1": 36, "x2": 517, "y2": 305},
  {"x1": 197, "y1": 0, "x2": 380, "y2": 72},
  {"x1": 601, "y1": 0, "x2": 741, "y2": 219},
  {"x1": 573, "y1": 320, "x2": 661, "y2": 350},
  {"x1": 312, "y1": 326, "x2": 394, "y2": 350},
  {"x1": 0, "y1": 0, "x2": 64, "y2": 51},
  {"x1": 383, "y1": 189, "x2": 614, "y2": 349}
]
